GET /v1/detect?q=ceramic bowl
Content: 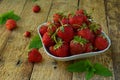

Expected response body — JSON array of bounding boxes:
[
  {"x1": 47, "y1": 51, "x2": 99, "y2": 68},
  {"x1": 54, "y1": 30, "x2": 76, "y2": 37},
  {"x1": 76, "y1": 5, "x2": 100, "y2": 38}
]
[{"x1": 37, "y1": 23, "x2": 111, "y2": 61}]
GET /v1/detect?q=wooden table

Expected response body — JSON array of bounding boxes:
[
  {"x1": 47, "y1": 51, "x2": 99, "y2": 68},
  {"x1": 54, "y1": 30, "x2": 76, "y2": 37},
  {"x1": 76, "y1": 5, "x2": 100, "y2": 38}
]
[{"x1": 0, "y1": 0, "x2": 119, "y2": 80}]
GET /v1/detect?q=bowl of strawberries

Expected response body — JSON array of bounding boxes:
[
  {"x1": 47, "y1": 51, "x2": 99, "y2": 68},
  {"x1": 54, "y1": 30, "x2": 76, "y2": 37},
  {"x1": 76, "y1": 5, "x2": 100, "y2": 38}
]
[{"x1": 37, "y1": 9, "x2": 111, "y2": 61}]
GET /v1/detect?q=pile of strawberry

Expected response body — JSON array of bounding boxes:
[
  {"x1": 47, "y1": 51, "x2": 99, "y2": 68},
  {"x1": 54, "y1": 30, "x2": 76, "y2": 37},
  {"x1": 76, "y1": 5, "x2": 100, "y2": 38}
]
[{"x1": 39, "y1": 9, "x2": 108, "y2": 57}]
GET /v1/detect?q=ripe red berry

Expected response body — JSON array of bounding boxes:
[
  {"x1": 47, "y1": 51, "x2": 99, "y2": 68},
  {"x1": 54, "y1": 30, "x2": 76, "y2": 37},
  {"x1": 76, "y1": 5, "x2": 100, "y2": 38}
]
[
  {"x1": 94, "y1": 36, "x2": 108, "y2": 50},
  {"x1": 5, "y1": 19, "x2": 17, "y2": 30},
  {"x1": 57, "y1": 26, "x2": 74, "y2": 42},
  {"x1": 49, "y1": 42, "x2": 69, "y2": 57},
  {"x1": 28, "y1": 49, "x2": 42, "y2": 63},
  {"x1": 85, "y1": 43, "x2": 93, "y2": 52},
  {"x1": 39, "y1": 25, "x2": 48, "y2": 36},
  {"x1": 24, "y1": 31, "x2": 31, "y2": 37},
  {"x1": 32, "y1": 5, "x2": 41, "y2": 13},
  {"x1": 75, "y1": 9, "x2": 84, "y2": 15},
  {"x1": 70, "y1": 36, "x2": 87, "y2": 55},
  {"x1": 78, "y1": 28, "x2": 94, "y2": 41},
  {"x1": 42, "y1": 32, "x2": 55, "y2": 47}
]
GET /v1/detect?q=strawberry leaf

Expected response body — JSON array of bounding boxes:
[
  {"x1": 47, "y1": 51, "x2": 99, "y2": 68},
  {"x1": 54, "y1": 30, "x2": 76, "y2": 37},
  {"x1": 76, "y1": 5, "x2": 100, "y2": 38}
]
[
  {"x1": 94, "y1": 63, "x2": 112, "y2": 77},
  {"x1": 32, "y1": 0, "x2": 37, "y2": 2},
  {"x1": 86, "y1": 70, "x2": 94, "y2": 80},
  {"x1": 0, "y1": 11, "x2": 20, "y2": 25},
  {"x1": 67, "y1": 60, "x2": 89, "y2": 72},
  {"x1": 29, "y1": 35, "x2": 42, "y2": 49}
]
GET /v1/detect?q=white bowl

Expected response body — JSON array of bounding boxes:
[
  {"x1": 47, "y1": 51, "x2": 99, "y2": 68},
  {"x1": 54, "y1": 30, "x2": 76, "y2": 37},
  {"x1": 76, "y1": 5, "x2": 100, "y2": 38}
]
[{"x1": 37, "y1": 23, "x2": 111, "y2": 61}]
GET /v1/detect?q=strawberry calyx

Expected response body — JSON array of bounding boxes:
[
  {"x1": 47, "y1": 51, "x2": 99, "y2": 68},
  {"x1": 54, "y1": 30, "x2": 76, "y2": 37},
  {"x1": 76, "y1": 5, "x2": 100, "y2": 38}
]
[
  {"x1": 73, "y1": 36, "x2": 88, "y2": 46},
  {"x1": 78, "y1": 23, "x2": 88, "y2": 30},
  {"x1": 53, "y1": 38, "x2": 63, "y2": 50},
  {"x1": 89, "y1": 23, "x2": 101, "y2": 32}
]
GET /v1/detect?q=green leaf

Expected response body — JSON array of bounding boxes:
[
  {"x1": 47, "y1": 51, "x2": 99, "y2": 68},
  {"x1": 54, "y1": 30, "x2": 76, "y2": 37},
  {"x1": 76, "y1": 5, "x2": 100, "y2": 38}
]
[
  {"x1": 0, "y1": 11, "x2": 20, "y2": 25},
  {"x1": 94, "y1": 63, "x2": 112, "y2": 77},
  {"x1": 67, "y1": 60, "x2": 89, "y2": 72},
  {"x1": 29, "y1": 35, "x2": 43, "y2": 49},
  {"x1": 32, "y1": 0, "x2": 37, "y2": 2},
  {"x1": 86, "y1": 70, "x2": 94, "y2": 80}
]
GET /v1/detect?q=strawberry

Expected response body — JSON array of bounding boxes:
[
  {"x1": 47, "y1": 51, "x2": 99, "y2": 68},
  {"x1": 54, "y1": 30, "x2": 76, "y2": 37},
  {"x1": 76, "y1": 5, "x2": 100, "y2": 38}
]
[
  {"x1": 39, "y1": 25, "x2": 48, "y2": 36},
  {"x1": 85, "y1": 43, "x2": 93, "y2": 52},
  {"x1": 42, "y1": 32, "x2": 55, "y2": 47},
  {"x1": 23, "y1": 31, "x2": 31, "y2": 37},
  {"x1": 94, "y1": 36, "x2": 108, "y2": 50},
  {"x1": 49, "y1": 41, "x2": 69, "y2": 57},
  {"x1": 61, "y1": 18, "x2": 69, "y2": 25},
  {"x1": 69, "y1": 15, "x2": 85, "y2": 29},
  {"x1": 75, "y1": 9, "x2": 84, "y2": 15},
  {"x1": 89, "y1": 23, "x2": 102, "y2": 35},
  {"x1": 32, "y1": 5, "x2": 41, "y2": 13},
  {"x1": 53, "y1": 13, "x2": 62, "y2": 23},
  {"x1": 28, "y1": 48, "x2": 42, "y2": 63},
  {"x1": 47, "y1": 23, "x2": 57, "y2": 34},
  {"x1": 70, "y1": 36, "x2": 87, "y2": 55},
  {"x1": 5, "y1": 19, "x2": 17, "y2": 30},
  {"x1": 78, "y1": 28, "x2": 94, "y2": 41},
  {"x1": 57, "y1": 26, "x2": 74, "y2": 42}
]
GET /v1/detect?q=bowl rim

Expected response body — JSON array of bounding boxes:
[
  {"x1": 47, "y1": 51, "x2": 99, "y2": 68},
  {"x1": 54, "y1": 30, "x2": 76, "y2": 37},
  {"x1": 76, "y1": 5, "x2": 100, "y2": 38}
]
[{"x1": 37, "y1": 22, "x2": 111, "y2": 61}]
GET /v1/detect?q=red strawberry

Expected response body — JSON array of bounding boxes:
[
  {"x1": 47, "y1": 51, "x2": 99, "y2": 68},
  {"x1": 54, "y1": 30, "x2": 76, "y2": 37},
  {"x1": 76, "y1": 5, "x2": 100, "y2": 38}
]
[
  {"x1": 49, "y1": 41, "x2": 69, "y2": 57},
  {"x1": 28, "y1": 49, "x2": 42, "y2": 63},
  {"x1": 53, "y1": 13, "x2": 62, "y2": 23},
  {"x1": 85, "y1": 43, "x2": 93, "y2": 52},
  {"x1": 69, "y1": 15, "x2": 85, "y2": 29},
  {"x1": 78, "y1": 28, "x2": 94, "y2": 41},
  {"x1": 89, "y1": 23, "x2": 102, "y2": 35},
  {"x1": 32, "y1": 5, "x2": 41, "y2": 13},
  {"x1": 47, "y1": 23, "x2": 57, "y2": 34},
  {"x1": 57, "y1": 26, "x2": 74, "y2": 42},
  {"x1": 23, "y1": 31, "x2": 31, "y2": 37},
  {"x1": 42, "y1": 32, "x2": 55, "y2": 47},
  {"x1": 6, "y1": 19, "x2": 17, "y2": 30},
  {"x1": 70, "y1": 36, "x2": 87, "y2": 55},
  {"x1": 94, "y1": 36, "x2": 108, "y2": 50},
  {"x1": 61, "y1": 18, "x2": 69, "y2": 25},
  {"x1": 39, "y1": 25, "x2": 48, "y2": 36},
  {"x1": 75, "y1": 9, "x2": 84, "y2": 15}
]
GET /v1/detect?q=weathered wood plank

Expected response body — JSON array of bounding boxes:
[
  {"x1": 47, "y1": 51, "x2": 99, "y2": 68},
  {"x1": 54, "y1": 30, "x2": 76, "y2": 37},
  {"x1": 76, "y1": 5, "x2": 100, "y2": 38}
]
[
  {"x1": 72, "y1": 0, "x2": 114, "y2": 80},
  {"x1": 30, "y1": 0, "x2": 78, "y2": 80},
  {"x1": 0, "y1": 0, "x2": 27, "y2": 53},
  {"x1": 105, "y1": 0, "x2": 120, "y2": 80},
  {"x1": 0, "y1": 0, "x2": 52, "y2": 80}
]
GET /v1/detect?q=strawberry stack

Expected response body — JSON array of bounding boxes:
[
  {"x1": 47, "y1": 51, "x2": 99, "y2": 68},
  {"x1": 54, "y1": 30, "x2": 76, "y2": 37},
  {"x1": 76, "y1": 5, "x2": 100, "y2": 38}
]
[{"x1": 39, "y1": 9, "x2": 108, "y2": 57}]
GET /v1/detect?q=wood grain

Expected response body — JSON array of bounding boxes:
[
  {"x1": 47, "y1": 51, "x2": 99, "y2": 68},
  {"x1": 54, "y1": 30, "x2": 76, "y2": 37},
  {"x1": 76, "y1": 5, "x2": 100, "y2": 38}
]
[
  {"x1": 0, "y1": 0, "x2": 27, "y2": 54},
  {"x1": 30, "y1": 0, "x2": 78, "y2": 80},
  {"x1": 72, "y1": 0, "x2": 114, "y2": 80},
  {"x1": 0, "y1": 0, "x2": 52, "y2": 80},
  {"x1": 105, "y1": 0, "x2": 120, "y2": 80}
]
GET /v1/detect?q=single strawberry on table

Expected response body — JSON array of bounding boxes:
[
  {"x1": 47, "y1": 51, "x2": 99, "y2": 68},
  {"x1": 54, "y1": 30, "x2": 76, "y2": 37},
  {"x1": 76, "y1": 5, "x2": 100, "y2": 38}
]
[
  {"x1": 70, "y1": 36, "x2": 88, "y2": 55},
  {"x1": 24, "y1": 31, "x2": 31, "y2": 37},
  {"x1": 32, "y1": 5, "x2": 41, "y2": 13},
  {"x1": 5, "y1": 19, "x2": 17, "y2": 30},
  {"x1": 28, "y1": 48, "x2": 42, "y2": 63},
  {"x1": 94, "y1": 36, "x2": 108, "y2": 50}
]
